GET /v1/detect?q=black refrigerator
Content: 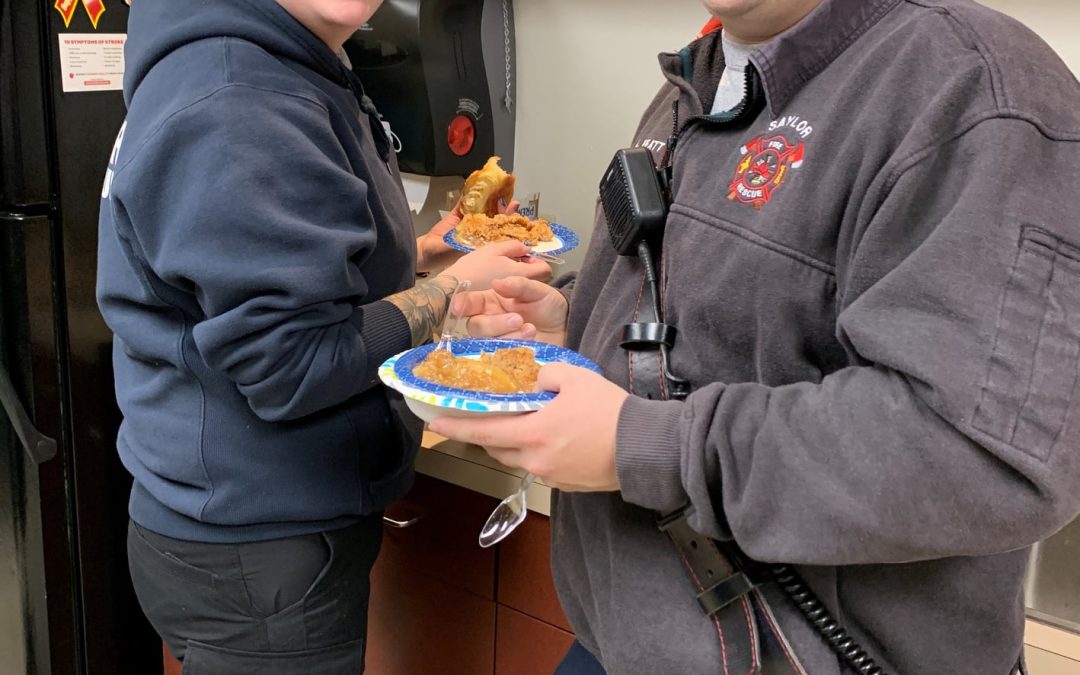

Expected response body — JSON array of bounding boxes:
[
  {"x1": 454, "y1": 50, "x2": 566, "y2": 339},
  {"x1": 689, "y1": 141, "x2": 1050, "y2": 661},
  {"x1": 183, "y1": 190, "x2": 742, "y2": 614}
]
[{"x1": 1, "y1": 1, "x2": 159, "y2": 673}]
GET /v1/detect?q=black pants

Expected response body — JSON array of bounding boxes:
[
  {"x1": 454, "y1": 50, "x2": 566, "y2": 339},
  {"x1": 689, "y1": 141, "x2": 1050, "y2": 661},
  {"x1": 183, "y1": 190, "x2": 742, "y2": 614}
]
[{"x1": 127, "y1": 515, "x2": 383, "y2": 674}]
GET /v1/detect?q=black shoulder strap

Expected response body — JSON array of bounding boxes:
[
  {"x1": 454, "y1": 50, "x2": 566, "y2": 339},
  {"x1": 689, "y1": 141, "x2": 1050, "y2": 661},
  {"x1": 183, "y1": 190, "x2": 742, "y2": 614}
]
[{"x1": 624, "y1": 259, "x2": 786, "y2": 674}]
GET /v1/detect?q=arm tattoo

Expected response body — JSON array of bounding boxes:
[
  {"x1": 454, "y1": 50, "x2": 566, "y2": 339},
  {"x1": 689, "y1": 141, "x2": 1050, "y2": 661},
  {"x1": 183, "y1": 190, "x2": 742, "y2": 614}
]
[{"x1": 386, "y1": 275, "x2": 458, "y2": 348}]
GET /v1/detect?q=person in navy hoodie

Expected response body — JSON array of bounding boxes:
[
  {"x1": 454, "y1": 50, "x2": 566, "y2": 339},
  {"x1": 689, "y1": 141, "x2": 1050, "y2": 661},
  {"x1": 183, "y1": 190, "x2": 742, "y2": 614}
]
[{"x1": 96, "y1": 0, "x2": 549, "y2": 671}]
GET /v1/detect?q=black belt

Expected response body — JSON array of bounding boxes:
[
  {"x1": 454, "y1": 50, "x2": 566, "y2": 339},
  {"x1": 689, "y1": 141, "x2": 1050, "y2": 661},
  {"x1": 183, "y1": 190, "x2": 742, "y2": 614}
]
[
  {"x1": 658, "y1": 509, "x2": 760, "y2": 619},
  {"x1": 623, "y1": 272, "x2": 766, "y2": 675},
  {"x1": 623, "y1": 260, "x2": 804, "y2": 675},
  {"x1": 658, "y1": 507, "x2": 764, "y2": 674}
]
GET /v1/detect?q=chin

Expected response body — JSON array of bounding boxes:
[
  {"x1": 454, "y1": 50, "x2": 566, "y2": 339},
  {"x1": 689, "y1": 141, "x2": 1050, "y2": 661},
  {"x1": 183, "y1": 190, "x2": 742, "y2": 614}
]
[
  {"x1": 700, "y1": 0, "x2": 764, "y2": 18},
  {"x1": 325, "y1": 0, "x2": 384, "y2": 28}
]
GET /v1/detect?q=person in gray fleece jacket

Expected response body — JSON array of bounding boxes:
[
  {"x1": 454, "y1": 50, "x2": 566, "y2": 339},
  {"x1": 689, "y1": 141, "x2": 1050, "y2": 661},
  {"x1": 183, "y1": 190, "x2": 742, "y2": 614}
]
[{"x1": 429, "y1": 0, "x2": 1080, "y2": 672}]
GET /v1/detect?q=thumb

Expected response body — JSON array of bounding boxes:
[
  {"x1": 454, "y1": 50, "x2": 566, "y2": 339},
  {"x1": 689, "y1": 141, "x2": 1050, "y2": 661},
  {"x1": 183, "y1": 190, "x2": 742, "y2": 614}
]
[
  {"x1": 480, "y1": 239, "x2": 530, "y2": 258},
  {"x1": 492, "y1": 276, "x2": 556, "y2": 303},
  {"x1": 535, "y1": 362, "x2": 579, "y2": 393}
]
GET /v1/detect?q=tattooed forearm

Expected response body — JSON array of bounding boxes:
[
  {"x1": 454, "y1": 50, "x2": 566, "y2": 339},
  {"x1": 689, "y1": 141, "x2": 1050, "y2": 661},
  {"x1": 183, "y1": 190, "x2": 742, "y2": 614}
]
[{"x1": 386, "y1": 275, "x2": 459, "y2": 348}]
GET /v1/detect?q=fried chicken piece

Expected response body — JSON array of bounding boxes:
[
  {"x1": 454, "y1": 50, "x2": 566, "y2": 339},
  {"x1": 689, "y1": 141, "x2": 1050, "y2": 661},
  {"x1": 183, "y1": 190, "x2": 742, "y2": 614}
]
[{"x1": 456, "y1": 213, "x2": 555, "y2": 247}]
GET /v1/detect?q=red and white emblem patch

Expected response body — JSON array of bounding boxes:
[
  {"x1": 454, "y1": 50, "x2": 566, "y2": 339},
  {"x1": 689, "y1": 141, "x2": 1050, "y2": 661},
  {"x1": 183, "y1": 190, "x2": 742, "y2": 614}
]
[{"x1": 727, "y1": 134, "x2": 805, "y2": 209}]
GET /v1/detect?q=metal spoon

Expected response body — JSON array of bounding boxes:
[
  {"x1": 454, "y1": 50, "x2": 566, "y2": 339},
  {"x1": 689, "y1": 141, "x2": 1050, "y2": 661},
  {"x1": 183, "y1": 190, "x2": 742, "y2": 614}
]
[{"x1": 478, "y1": 472, "x2": 536, "y2": 548}]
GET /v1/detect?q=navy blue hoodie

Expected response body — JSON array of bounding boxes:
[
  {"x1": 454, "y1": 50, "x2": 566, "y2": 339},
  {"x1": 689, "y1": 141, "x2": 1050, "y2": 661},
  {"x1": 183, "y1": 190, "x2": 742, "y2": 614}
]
[{"x1": 97, "y1": 0, "x2": 422, "y2": 542}]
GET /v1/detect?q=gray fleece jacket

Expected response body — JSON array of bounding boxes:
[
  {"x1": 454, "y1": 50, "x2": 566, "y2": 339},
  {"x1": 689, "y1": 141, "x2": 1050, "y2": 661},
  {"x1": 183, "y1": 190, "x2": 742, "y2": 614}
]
[{"x1": 554, "y1": 0, "x2": 1080, "y2": 673}]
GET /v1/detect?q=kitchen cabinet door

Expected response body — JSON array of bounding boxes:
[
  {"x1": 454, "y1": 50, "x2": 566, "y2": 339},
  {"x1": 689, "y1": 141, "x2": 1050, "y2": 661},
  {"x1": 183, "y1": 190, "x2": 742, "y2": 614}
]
[
  {"x1": 494, "y1": 605, "x2": 575, "y2": 675},
  {"x1": 379, "y1": 473, "x2": 498, "y2": 600},
  {"x1": 367, "y1": 547, "x2": 496, "y2": 675},
  {"x1": 163, "y1": 644, "x2": 180, "y2": 675},
  {"x1": 497, "y1": 513, "x2": 572, "y2": 631}
]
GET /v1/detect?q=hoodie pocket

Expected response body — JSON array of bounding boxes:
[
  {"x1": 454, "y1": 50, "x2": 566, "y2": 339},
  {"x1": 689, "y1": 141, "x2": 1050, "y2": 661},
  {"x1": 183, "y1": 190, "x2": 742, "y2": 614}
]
[
  {"x1": 973, "y1": 227, "x2": 1080, "y2": 461},
  {"x1": 180, "y1": 638, "x2": 365, "y2": 675}
]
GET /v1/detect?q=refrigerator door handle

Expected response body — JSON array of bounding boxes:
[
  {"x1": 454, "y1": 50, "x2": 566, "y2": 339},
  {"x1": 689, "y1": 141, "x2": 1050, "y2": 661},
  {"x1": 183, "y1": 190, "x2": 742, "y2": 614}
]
[
  {"x1": 1, "y1": 207, "x2": 52, "y2": 220},
  {"x1": 0, "y1": 362, "x2": 57, "y2": 464},
  {"x1": 0, "y1": 210, "x2": 58, "y2": 464},
  {"x1": 0, "y1": 204, "x2": 52, "y2": 217}
]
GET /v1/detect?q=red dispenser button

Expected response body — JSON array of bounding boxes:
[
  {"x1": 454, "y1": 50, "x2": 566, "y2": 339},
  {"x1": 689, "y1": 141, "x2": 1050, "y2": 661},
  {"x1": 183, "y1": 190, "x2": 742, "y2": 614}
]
[{"x1": 447, "y1": 114, "x2": 475, "y2": 156}]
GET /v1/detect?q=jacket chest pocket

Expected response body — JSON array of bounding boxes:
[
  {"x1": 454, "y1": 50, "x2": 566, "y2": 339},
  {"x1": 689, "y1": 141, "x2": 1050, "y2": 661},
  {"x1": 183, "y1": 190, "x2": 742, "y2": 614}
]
[{"x1": 973, "y1": 227, "x2": 1080, "y2": 461}]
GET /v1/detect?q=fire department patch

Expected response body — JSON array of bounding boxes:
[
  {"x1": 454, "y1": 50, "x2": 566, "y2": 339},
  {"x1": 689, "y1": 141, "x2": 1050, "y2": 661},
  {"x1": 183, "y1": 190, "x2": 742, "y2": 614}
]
[{"x1": 727, "y1": 134, "x2": 805, "y2": 209}]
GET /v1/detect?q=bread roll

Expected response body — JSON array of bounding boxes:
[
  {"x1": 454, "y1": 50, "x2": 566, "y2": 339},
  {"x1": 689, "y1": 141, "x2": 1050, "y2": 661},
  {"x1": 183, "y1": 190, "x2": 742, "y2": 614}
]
[{"x1": 461, "y1": 156, "x2": 516, "y2": 216}]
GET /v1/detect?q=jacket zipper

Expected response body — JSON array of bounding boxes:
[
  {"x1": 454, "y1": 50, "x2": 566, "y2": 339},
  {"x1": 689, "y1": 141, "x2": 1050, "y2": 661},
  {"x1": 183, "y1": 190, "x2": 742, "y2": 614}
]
[{"x1": 663, "y1": 65, "x2": 767, "y2": 179}]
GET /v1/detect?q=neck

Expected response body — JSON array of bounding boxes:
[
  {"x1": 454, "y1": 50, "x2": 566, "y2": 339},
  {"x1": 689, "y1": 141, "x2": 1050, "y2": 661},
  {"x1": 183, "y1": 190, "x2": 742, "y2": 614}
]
[
  {"x1": 316, "y1": 28, "x2": 353, "y2": 52},
  {"x1": 713, "y1": 0, "x2": 823, "y2": 44},
  {"x1": 298, "y1": 20, "x2": 354, "y2": 52},
  {"x1": 275, "y1": 2, "x2": 367, "y2": 52}
]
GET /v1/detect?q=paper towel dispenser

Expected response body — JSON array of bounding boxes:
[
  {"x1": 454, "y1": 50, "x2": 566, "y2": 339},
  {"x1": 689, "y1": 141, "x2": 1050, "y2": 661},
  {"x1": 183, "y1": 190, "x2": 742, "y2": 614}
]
[{"x1": 345, "y1": 0, "x2": 516, "y2": 177}]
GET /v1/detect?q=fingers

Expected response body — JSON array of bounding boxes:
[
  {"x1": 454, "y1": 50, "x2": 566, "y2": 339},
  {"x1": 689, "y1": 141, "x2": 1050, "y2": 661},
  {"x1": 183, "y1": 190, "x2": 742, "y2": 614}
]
[
  {"x1": 428, "y1": 414, "x2": 533, "y2": 450},
  {"x1": 456, "y1": 276, "x2": 558, "y2": 311},
  {"x1": 518, "y1": 324, "x2": 539, "y2": 340},
  {"x1": 491, "y1": 276, "x2": 558, "y2": 302},
  {"x1": 479, "y1": 239, "x2": 530, "y2": 258},
  {"x1": 465, "y1": 313, "x2": 525, "y2": 337},
  {"x1": 499, "y1": 199, "x2": 521, "y2": 215},
  {"x1": 451, "y1": 289, "x2": 496, "y2": 318},
  {"x1": 428, "y1": 205, "x2": 463, "y2": 237},
  {"x1": 515, "y1": 258, "x2": 554, "y2": 282},
  {"x1": 432, "y1": 214, "x2": 461, "y2": 234},
  {"x1": 483, "y1": 446, "x2": 524, "y2": 469},
  {"x1": 535, "y1": 361, "x2": 579, "y2": 393}
]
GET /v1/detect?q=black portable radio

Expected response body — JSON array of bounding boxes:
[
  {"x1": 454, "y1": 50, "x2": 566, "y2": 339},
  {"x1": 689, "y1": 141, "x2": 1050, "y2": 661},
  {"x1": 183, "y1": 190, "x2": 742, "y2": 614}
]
[
  {"x1": 598, "y1": 146, "x2": 688, "y2": 400},
  {"x1": 599, "y1": 146, "x2": 669, "y2": 256}
]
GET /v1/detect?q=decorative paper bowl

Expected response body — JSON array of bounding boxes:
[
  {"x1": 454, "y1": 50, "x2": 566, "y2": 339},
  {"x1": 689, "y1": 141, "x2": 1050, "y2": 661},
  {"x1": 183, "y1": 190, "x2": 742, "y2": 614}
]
[
  {"x1": 443, "y1": 223, "x2": 580, "y2": 257},
  {"x1": 378, "y1": 338, "x2": 601, "y2": 423}
]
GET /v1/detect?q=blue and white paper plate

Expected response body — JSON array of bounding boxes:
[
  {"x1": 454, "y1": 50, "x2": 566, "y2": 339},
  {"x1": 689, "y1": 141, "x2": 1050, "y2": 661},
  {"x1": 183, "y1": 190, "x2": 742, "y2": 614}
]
[
  {"x1": 443, "y1": 222, "x2": 580, "y2": 257},
  {"x1": 378, "y1": 338, "x2": 601, "y2": 422}
]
